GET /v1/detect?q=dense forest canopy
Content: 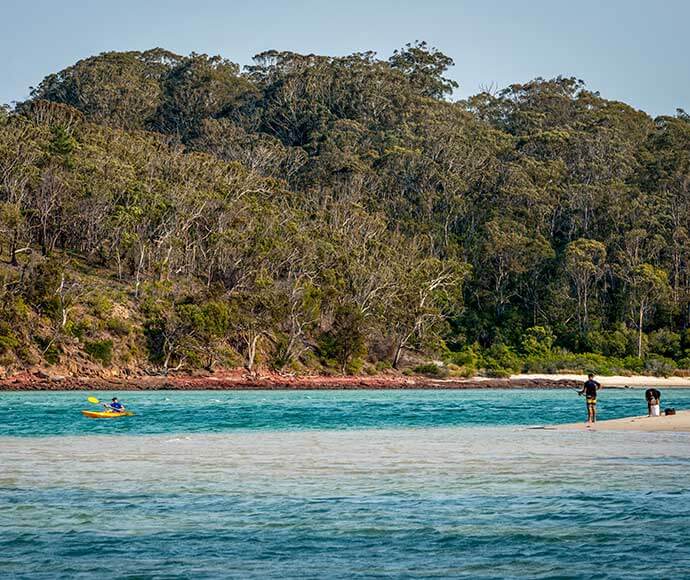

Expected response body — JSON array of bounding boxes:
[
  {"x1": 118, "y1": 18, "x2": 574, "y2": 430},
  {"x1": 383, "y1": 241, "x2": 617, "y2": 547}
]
[{"x1": 1, "y1": 43, "x2": 689, "y2": 377}]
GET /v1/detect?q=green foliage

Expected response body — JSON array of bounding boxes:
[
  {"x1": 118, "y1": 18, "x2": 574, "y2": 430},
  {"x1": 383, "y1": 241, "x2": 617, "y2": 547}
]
[
  {"x1": 648, "y1": 329, "x2": 681, "y2": 359},
  {"x1": 446, "y1": 345, "x2": 481, "y2": 367},
  {"x1": 445, "y1": 345, "x2": 481, "y2": 376},
  {"x1": 87, "y1": 295, "x2": 113, "y2": 318},
  {"x1": 521, "y1": 326, "x2": 555, "y2": 357},
  {"x1": 482, "y1": 344, "x2": 522, "y2": 377},
  {"x1": 21, "y1": 259, "x2": 63, "y2": 317},
  {"x1": 84, "y1": 339, "x2": 113, "y2": 365},
  {"x1": 48, "y1": 125, "x2": 77, "y2": 163},
  {"x1": 388, "y1": 41, "x2": 458, "y2": 99},
  {"x1": 0, "y1": 322, "x2": 20, "y2": 354},
  {"x1": 413, "y1": 362, "x2": 449, "y2": 378},
  {"x1": 34, "y1": 336, "x2": 61, "y2": 365},
  {"x1": 621, "y1": 356, "x2": 645, "y2": 374},
  {"x1": 677, "y1": 357, "x2": 690, "y2": 370},
  {"x1": 66, "y1": 320, "x2": 90, "y2": 340},
  {"x1": 643, "y1": 355, "x2": 677, "y2": 377},
  {"x1": 1, "y1": 45, "x2": 690, "y2": 375},
  {"x1": 105, "y1": 317, "x2": 131, "y2": 336},
  {"x1": 585, "y1": 329, "x2": 631, "y2": 358},
  {"x1": 318, "y1": 304, "x2": 367, "y2": 374}
]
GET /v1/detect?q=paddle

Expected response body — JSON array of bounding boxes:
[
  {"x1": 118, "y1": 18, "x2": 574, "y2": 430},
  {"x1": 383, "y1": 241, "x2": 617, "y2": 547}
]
[{"x1": 87, "y1": 396, "x2": 101, "y2": 404}]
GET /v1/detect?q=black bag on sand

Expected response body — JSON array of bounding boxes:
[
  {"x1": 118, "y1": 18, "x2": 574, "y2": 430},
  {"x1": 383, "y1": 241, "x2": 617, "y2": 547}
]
[{"x1": 664, "y1": 408, "x2": 676, "y2": 416}]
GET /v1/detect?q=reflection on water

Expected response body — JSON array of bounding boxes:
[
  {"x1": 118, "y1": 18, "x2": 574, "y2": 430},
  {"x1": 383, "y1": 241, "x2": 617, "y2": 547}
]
[{"x1": 2, "y1": 427, "x2": 690, "y2": 579}]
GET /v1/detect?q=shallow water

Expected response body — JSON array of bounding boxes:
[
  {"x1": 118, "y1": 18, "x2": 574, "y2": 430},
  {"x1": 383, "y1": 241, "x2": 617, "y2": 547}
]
[
  {"x1": 2, "y1": 388, "x2": 689, "y2": 436},
  {"x1": 2, "y1": 390, "x2": 690, "y2": 578}
]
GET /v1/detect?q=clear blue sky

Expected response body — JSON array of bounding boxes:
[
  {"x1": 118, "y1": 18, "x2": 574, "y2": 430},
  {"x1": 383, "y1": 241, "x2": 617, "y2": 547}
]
[{"x1": 2, "y1": 0, "x2": 688, "y2": 116}]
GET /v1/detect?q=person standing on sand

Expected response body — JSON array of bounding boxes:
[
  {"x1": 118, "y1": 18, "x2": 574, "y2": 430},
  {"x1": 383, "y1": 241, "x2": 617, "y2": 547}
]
[
  {"x1": 579, "y1": 374, "x2": 601, "y2": 423},
  {"x1": 645, "y1": 388, "x2": 661, "y2": 417}
]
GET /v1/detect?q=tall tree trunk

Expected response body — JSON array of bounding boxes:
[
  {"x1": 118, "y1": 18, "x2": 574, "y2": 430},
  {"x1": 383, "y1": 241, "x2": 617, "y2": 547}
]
[
  {"x1": 393, "y1": 342, "x2": 404, "y2": 369},
  {"x1": 638, "y1": 303, "x2": 644, "y2": 358},
  {"x1": 245, "y1": 332, "x2": 260, "y2": 374}
]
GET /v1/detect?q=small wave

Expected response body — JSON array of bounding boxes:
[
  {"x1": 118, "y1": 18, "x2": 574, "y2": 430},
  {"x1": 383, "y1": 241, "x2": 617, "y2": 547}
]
[{"x1": 164, "y1": 436, "x2": 193, "y2": 443}]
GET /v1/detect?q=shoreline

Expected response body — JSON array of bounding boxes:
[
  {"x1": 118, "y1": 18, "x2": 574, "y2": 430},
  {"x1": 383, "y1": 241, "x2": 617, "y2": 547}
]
[{"x1": 2, "y1": 369, "x2": 690, "y2": 391}]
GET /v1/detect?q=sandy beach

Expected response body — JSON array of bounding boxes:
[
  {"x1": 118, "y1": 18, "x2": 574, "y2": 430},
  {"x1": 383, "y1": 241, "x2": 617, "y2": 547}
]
[
  {"x1": 513, "y1": 373, "x2": 690, "y2": 387},
  {"x1": 550, "y1": 410, "x2": 690, "y2": 432}
]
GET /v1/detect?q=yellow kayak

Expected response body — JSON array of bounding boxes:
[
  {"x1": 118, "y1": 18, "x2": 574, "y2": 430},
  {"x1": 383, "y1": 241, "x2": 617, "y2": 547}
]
[{"x1": 81, "y1": 410, "x2": 134, "y2": 419}]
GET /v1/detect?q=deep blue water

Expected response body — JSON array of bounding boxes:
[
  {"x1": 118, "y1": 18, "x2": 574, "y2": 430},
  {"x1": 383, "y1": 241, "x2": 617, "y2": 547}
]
[
  {"x1": 1, "y1": 388, "x2": 688, "y2": 436},
  {"x1": 2, "y1": 389, "x2": 690, "y2": 579}
]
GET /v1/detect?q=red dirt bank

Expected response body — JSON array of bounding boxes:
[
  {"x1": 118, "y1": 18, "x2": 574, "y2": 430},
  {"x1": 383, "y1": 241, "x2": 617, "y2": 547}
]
[{"x1": 0, "y1": 369, "x2": 581, "y2": 391}]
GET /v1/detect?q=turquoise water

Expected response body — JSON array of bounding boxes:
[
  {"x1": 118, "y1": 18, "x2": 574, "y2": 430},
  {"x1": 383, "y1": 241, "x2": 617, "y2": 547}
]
[
  {"x1": 2, "y1": 389, "x2": 690, "y2": 579},
  {"x1": 2, "y1": 388, "x2": 690, "y2": 436}
]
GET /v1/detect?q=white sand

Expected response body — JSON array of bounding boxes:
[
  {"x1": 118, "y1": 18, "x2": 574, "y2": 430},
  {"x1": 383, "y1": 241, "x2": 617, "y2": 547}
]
[
  {"x1": 513, "y1": 373, "x2": 690, "y2": 387},
  {"x1": 551, "y1": 410, "x2": 690, "y2": 432}
]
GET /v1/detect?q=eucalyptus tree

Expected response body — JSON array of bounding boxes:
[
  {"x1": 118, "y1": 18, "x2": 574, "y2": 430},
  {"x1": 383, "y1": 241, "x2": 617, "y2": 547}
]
[
  {"x1": 28, "y1": 49, "x2": 181, "y2": 129},
  {"x1": 626, "y1": 264, "x2": 671, "y2": 357},
  {"x1": 565, "y1": 239, "x2": 607, "y2": 332}
]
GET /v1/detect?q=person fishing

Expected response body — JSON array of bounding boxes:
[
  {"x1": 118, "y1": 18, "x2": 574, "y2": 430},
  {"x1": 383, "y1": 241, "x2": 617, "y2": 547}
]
[
  {"x1": 578, "y1": 373, "x2": 601, "y2": 423},
  {"x1": 104, "y1": 397, "x2": 126, "y2": 414},
  {"x1": 645, "y1": 388, "x2": 661, "y2": 417}
]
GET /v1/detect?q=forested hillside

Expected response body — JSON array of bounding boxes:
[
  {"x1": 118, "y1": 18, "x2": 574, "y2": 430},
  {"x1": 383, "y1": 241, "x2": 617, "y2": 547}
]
[{"x1": 1, "y1": 43, "x2": 689, "y2": 378}]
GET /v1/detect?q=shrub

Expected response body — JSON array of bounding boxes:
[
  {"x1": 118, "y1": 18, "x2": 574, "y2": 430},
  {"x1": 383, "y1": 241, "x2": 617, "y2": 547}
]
[
  {"x1": 363, "y1": 363, "x2": 378, "y2": 376},
  {"x1": 522, "y1": 350, "x2": 632, "y2": 376},
  {"x1": 621, "y1": 356, "x2": 644, "y2": 373},
  {"x1": 317, "y1": 304, "x2": 366, "y2": 374},
  {"x1": 677, "y1": 357, "x2": 690, "y2": 370},
  {"x1": 67, "y1": 320, "x2": 91, "y2": 340},
  {"x1": 346, "y1": 357, "x2": 366, "y2": 375},
  {"x1": 482, "y1": 343, "x2": 521, "y2": 375},
  {"x1": 0, "y1": 322, "x2": 19, "y2": 354},
  {"x1": 648, "y1": 329, "x2": 681, "y2": 359},
  {"x1": 446, "y1": 362, "x2": 462, "y2": 376},
  {"x1": 585, "y1": 329, "x2": 629, "y2": 358},
  {"x1": 268, "y1": 334, "x2": 292, "y2": 371},
  {"x1": 446, "y1": 345, "x2": 481, "y2": 368},
  {"x1": 644, "y1": 355, "x2": 677, "y2": 377},
  {"x1": 375, "y1": 360, "x2": 392, "y2": 372},
  {"x1": 413, "y1": 362, "x2": 449, "y2": 378},
  {"x1": 105, "y1": 317, "x2": 131, "y2": 336},
  {"x1": 521, "y1": 326, "x2": 555, "y2": 357},
  {"x1": 88, "y1": 294, "x2": 113, "y2": 318},
  {"x1": 486, "y1": 367, "x2": 512, "y2": 378},
  {"x1": 84, "y1": 339, "x2": 113, "y2": 366},
  {"x1": 21, "y1": 259, "x2": 62, "y2": 319},
  {"x1": 33, "y1": 336, "x2": 61, "y2": 365}
]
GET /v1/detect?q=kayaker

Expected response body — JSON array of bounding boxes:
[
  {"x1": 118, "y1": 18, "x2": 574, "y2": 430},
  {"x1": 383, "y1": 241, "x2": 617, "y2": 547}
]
[{"x1": 105, "y1": 397, "x2": 126, "y2": 413}]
